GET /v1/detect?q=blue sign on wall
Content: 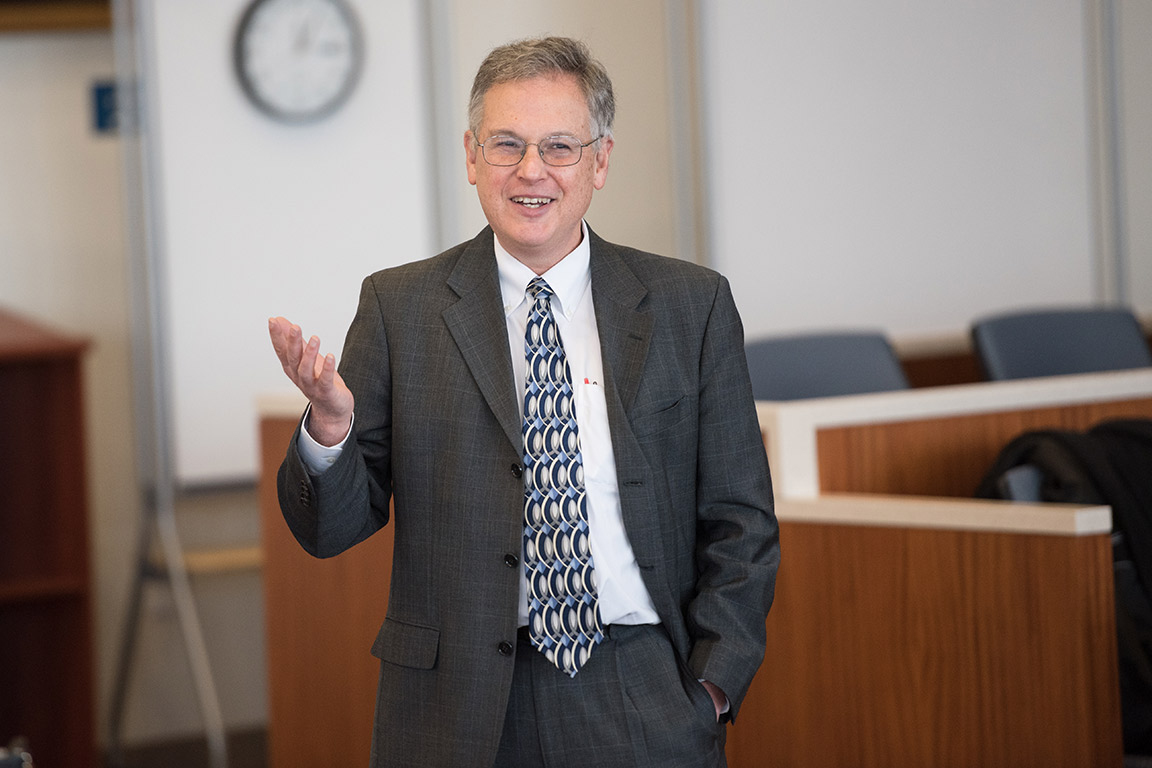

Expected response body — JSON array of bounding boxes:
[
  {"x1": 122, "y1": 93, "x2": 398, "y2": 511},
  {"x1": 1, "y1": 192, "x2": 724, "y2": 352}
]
[{"x1": 92, "y1": 81, "x2": 118, "y2": 134}]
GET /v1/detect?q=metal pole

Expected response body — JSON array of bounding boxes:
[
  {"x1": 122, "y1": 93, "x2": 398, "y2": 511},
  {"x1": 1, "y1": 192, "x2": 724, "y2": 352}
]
[{"x1": 109, "y1": 2, "x2": 229, "y2": 765}]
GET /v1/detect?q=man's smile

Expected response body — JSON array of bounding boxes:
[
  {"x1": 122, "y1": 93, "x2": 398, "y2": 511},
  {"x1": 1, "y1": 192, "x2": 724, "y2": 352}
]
[{"x1": 511, "y1": 196, "x2": 554, "y2": 209}]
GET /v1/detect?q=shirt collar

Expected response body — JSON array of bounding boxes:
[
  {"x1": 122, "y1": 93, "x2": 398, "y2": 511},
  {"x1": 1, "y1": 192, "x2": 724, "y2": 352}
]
[{"x1": 495, "y1": 221, "x2": 592, "y2": 320}]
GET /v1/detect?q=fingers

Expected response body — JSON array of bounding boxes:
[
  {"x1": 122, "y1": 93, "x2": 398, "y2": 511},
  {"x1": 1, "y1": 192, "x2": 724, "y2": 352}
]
[
  {"x1": 269, "y1": 317, "x2": 330, "y2": 395},
  {"x1": 300, "y1": 334, "x2": 331, "y2": 384},
  {"x1": 268, "y1": 316, "x2": 295, "y2": 351},
  {"x1": 268, "y1": 317, "x2": 355, "y2": 436},
  {"x1": 268, "y1": 317, "x2": 303, "y2": 374},
  {"x1": 318, "y1": 347, "x2": 338, "y2": 383}
]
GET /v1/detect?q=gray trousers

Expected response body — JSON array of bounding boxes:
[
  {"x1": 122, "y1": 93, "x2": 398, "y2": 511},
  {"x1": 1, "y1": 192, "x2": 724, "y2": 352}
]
[{"x1": 493, "y1": 624, "x2": 728, "y2": 768}]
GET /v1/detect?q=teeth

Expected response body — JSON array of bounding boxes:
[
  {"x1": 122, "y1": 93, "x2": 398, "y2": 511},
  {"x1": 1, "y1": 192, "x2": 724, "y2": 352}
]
[{"x1": 513, "y1": 197, "x2": 552, "y2": 208}]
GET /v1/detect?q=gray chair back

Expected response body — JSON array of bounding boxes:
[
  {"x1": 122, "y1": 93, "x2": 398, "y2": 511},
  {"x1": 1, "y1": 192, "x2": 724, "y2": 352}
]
[
  {"x1": 744, "y1": 331, "x2": 909, "y2": 401},
  {"x1": 971, "y1": 307, "x2": 1151, "y2": 381}
]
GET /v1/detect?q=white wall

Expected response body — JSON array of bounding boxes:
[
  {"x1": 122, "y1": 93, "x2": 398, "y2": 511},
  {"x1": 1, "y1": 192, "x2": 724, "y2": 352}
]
[
  {"x1": 700, "y1": 0, "x2": 1099, "y2": 341},
  {"x1": 1119, "y1": 0, "x2": 1152, "y2": 310},
  {"x1": 435, "y1": 0, "x2": 679, "y2": 261}
]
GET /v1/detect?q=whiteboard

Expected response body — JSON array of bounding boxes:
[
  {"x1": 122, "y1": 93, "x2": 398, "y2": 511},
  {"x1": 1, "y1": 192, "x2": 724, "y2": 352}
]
[{"x1": 142, "y1": 0, "x2": 435, "y2": 485}]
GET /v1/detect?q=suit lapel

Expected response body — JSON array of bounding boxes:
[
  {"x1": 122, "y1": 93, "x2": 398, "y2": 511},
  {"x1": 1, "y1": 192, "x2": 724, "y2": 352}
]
[
  {"x1": 440, "y1": 227, "x2": 652, "y2": 458},
  {"x1": 588, "y1": 232, "x2": 678, "y2": 623},
  {"x1": 443, "y1": 229, "x2": 523, "y2": 454},
  {"x1": 589, "y1": 231, "x2": 652, "y2": 415}
]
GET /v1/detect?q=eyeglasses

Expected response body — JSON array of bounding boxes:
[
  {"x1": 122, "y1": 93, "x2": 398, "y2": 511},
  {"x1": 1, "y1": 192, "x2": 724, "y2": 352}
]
[{"x1": 476, "y1": 134, "x2": 602, "y2": 167}]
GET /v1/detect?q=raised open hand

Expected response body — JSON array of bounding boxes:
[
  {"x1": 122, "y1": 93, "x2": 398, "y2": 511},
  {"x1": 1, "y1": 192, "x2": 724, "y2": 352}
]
[{"x1": 268, "y1": 316, "x2": 354, "y2": 446}]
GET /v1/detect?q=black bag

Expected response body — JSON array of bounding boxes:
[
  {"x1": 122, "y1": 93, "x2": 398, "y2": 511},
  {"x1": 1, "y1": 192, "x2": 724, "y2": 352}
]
[{"x1": 976, "y1": 420, "x2": 1152, "y2": 755}]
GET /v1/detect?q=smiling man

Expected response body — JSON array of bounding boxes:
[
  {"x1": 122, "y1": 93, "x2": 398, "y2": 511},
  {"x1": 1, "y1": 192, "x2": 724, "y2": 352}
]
[
  {"x1": 269, "y1": 37, "x2": 778, "y2": 768},
  {"x1": 465, "y1": 72, "x2": 609, "y2": 271}
]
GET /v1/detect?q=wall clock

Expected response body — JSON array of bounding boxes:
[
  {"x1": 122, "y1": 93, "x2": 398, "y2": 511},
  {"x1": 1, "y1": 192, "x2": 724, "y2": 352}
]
[{"x1": 233, "y1": 0, "x2": 364, "y2": 123}]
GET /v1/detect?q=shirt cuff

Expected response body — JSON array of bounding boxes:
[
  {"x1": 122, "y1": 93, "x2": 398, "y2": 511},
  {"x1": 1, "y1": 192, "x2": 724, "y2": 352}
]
[{"x1": 297, "y1": 404, "x2": 353, "y2": 475}]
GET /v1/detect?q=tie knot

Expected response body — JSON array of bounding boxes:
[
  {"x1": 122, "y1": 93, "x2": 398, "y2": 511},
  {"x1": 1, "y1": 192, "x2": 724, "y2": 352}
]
[{"x1": 527, "y1": 277, "x2": 554, "y2": 302}]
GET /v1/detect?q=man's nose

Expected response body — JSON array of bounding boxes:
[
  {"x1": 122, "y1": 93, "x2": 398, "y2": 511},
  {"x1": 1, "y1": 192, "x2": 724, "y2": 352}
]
[{"x1": 517, "y1": 147, "x2": 548, "y2": 178}]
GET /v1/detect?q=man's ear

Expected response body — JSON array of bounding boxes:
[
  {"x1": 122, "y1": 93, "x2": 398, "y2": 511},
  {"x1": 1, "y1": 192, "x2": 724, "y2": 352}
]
[
  {"x1": 464, "y1": 131, "x2": 479, "y2": 185},
  {"x1": 592, "y1": 135, "x2": 614, "y2": 190}
]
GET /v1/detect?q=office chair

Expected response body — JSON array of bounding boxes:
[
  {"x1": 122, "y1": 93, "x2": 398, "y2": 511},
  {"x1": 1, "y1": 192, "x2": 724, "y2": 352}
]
[
  {"x1": 971, "y1": 307, "x2": 1152, "y2": 381},
  {"x1": 744, "y1": 331, "x2": 910, "y2": 401}
]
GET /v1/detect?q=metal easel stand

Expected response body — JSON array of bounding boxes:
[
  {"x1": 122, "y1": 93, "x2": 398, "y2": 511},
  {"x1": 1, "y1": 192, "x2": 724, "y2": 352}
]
[
  {"x1": 105, "y1": 492, "x2": 229, "y2": 768},
  {"x1": 107, "y1": 2, "x2": 229, "y2": 765}
]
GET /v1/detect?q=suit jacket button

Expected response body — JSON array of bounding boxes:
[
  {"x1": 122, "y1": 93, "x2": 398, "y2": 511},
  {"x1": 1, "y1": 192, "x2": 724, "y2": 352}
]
[
  {"x1": 510, "y1": 463, "x2": 523, "y2": 478},
  {"x1": 498, "y1": 641, "x2": 514, "y2": 656},
  {"x1": 504, "y1": 553, "x2": 519, "y2": 568}
]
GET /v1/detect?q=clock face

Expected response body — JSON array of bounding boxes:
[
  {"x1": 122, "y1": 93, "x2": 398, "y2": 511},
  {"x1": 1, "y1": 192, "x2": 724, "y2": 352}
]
[{"x1": 234, "y1": 0, "x2": 363, "y2": 123}]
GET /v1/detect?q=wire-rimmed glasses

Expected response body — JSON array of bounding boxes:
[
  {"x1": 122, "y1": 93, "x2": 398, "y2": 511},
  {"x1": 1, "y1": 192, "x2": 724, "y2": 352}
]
[{"x1": 476, "y1": 134, "x2": 602, "y2": 167}]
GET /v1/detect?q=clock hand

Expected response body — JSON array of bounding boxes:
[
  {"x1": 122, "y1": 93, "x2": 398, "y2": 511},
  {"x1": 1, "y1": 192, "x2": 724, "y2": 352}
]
[
  {"x1": 294, "y1": 22, "x2": 311, "y2": 54},
  {"x1": 294, "y1": 7, "x2": 317, "y2": 56}
]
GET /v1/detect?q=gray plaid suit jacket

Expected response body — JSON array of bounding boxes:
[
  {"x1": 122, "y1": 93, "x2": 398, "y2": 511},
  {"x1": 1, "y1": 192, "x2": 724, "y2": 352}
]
[{"x1": 277, "y1": 226, "x2": 779, "y2": 767}]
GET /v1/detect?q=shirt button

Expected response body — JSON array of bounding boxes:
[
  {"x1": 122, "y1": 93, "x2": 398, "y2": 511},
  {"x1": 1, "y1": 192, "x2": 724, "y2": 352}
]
[
  {"x1": 498, "y1": 641, "x2": 514, "y2": 656},
  {"x1": 504, "y1": 553, "x2": 519, "y2": 568},
  {"x1": 510, "y1": 463, "x2": 523, "y2": 478}
]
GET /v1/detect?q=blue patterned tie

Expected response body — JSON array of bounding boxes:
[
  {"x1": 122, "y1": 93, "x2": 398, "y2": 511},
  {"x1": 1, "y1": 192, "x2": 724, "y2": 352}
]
[{"x1": 522, "y1": 277, "x2": 604, "y2": 676}]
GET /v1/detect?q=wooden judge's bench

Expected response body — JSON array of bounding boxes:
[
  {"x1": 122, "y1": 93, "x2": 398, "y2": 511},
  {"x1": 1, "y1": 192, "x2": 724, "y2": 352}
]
[{"x1": 260, "y1": 369, "x2": 1152, "y2": 767}]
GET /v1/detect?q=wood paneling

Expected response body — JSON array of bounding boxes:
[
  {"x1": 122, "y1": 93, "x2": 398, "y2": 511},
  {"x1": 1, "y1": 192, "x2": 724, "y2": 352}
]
[
  {"x1": 816, "y1": 397, "x2": 1152, "y2": 497},
  {"x1": 260, "y1": 415, "x2": 393, "y2": 768},
  {"x1": 0, "y1": 1, "x2": 110, "y2": 32},
  {"x1": 901, "y1": 348, "x2": 984, "y2": 388},
  {"x1": 728, "y1": 521, "x2": 1122, "y2": 767}
]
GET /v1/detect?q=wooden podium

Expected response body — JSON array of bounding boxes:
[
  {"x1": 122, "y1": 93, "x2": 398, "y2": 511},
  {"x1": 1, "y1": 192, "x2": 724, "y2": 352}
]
[
  {"x1": 259, "y1": 399, "x2": 393, "y2": 768},
  {"x1": 0, "y1": 309, "x2": 94, "y2": 767}
]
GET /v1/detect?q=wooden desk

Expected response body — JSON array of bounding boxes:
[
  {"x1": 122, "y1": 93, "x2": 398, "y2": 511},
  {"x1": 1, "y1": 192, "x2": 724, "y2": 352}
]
[
  {"x1": 726, "y1": 495, "x2": 1120, "y2": 768},
  {"x1": 728, "y1": 370, "x2": 1152, "y2": 767}
]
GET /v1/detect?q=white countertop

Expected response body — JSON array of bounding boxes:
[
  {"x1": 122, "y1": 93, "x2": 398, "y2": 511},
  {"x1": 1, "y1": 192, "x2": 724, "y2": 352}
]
[
  {"x1": 777, "y1": 493, "x2": 1110, "y2": 536},
  {"x1": 758, "y1": 368, "x2": 1152, "y2": 497}
]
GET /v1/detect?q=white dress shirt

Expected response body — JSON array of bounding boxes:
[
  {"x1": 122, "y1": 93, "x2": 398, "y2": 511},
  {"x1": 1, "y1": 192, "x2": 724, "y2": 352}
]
[{"x1": 298, "y1": 222, "x2": 660, "y2": 628}]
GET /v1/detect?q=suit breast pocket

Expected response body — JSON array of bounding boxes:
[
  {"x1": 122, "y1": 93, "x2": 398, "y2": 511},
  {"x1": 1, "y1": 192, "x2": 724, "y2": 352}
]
[
  {"x1": 629, "y1": 394, "x2": 695, "y2": 440},
  {"x1": 371, "y1": 617, "x2": 440, "y2": 670}
]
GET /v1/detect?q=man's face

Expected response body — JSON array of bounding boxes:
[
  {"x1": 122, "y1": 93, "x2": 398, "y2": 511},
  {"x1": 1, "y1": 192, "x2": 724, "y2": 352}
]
[{"x1": 465, "y1": 73, "x2": 613, "y2": 272}]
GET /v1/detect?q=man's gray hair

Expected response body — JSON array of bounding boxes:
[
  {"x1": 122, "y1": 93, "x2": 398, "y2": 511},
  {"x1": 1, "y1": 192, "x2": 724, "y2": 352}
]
[{"x1": 468, "y1": 37, "x2": 615, "y2": 140}]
